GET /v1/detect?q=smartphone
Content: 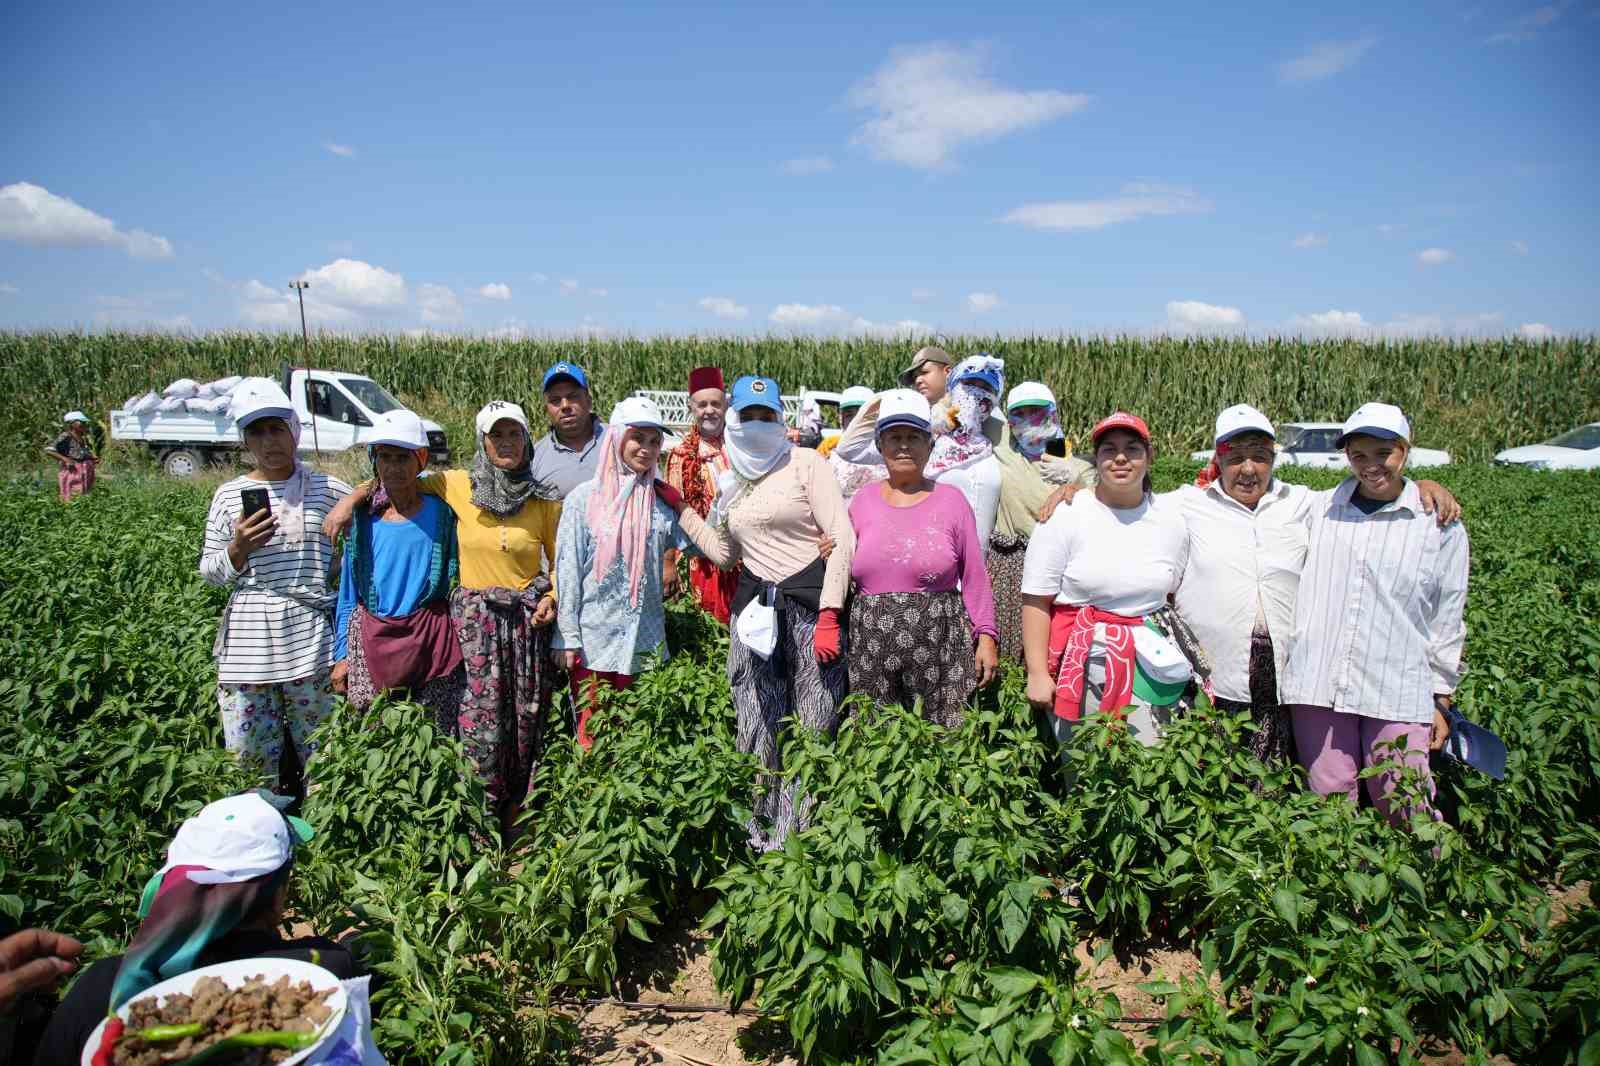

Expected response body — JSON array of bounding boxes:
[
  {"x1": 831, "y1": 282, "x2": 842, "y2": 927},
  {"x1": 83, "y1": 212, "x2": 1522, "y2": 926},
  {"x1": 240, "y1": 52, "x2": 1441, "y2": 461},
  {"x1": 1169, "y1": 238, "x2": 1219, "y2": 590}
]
[
  {"x1": 240, "y1": 487, "x2": 272, "y2": 521},
  {"x1": 1045, "y1": 437, "x2": 1068, "y2": 458}
]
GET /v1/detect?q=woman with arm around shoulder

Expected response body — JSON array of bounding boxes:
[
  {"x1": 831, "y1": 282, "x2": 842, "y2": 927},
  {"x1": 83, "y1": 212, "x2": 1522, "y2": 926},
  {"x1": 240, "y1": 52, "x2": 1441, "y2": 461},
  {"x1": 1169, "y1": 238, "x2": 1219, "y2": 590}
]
[
  {"x1": 847, "y1": 389, "x2": 998, "y2": 730},
  {"x1": 198, "y1": 380, "x2": 351, "y2": 793},
  {"x1": 552, "y1": 398, "x2": 732, "y2": 748},
  {"x1": 700, "y1": 375, "x2": 855, "y2": 852},
  {"x1": 1019, "y1": 413, "x2": 1189, "y2": 751},
  {"x1": 1280, "y1": 403, "x2": 1469, "y2": 826}
]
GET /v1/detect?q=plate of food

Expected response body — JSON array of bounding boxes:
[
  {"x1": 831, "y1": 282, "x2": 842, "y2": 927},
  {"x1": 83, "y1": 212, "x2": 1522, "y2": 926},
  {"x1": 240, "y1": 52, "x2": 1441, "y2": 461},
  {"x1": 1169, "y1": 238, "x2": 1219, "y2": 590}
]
[{"x1": 81, "y1": 957, "x2": 347, "y2": 1066}]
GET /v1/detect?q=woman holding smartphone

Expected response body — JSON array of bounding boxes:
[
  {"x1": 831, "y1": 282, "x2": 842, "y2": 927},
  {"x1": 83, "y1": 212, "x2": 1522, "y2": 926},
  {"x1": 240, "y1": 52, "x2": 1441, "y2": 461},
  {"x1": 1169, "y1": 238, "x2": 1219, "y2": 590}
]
[{"x1": 199, "y1": 379, "x2": 351, "y2": 793}]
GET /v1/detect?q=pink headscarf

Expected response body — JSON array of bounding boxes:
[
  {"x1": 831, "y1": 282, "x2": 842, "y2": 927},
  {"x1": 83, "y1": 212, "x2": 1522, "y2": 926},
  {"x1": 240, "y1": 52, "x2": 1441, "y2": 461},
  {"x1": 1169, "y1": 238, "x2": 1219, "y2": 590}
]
[{"x1": 585, "y1": 425, "x2": 657, "y2": 607}]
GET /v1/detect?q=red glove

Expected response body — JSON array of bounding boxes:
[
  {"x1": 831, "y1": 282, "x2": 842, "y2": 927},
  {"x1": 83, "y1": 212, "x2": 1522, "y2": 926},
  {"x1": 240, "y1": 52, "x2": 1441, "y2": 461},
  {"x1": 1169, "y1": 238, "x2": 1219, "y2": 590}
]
[
  {"x1": 654, "y1": 479, "x2": 685, "y2": 514},
  {"x1": 814, "y1": 608, "x2": 842, "y2": 663}
]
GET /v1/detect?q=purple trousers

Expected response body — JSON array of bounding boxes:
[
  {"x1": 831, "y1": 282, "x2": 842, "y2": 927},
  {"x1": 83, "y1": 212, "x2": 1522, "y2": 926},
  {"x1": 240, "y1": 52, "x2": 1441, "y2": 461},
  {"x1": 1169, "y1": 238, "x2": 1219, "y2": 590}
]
[{"x1": 1290, "y1": 704, "x2": 1436, "y2": 825}]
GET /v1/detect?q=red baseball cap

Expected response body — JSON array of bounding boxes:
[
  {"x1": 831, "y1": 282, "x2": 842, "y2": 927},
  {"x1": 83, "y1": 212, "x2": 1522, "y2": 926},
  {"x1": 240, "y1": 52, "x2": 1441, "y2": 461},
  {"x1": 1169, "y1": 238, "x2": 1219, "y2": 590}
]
[{"x1": 1090, "y1": 411, "x2": 1150, "y2": 445}]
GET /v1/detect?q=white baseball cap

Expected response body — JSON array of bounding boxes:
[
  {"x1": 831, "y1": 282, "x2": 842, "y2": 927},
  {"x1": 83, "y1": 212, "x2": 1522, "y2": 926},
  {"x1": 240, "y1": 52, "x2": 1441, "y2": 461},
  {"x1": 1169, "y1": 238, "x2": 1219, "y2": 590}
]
[
  {"x1": 1006, "y1": 382, "x2": 1056, "y2": 411},
  {"x1": 1214, "y1": 403, "x2": 1276, "y2": 445},
  {"x1": 156, "y1": 792, "x2": 313, "y2": 887},
  {"x1": 609, "y1": 396, "x2": 668, "y2": 431},
  {"x1": 62, "y1": 410, "x2": 90, "y2": 424},
  {"x1": 876, "y1": 388, "x2": 933, "y2": 434},
  {"x1": 368, "y1": 409, "x2": 430, "y2": 450},
  {"x1": 840, "y1": 386, "x2": 875, "y2": 410},
  {"x1": 229, "y1": 378, "x2": 296, "y2": 429},
  {"x1": 1336, "y1": 402, "x2": 1411, "y2": 448},
  {"x1": 475, "y1": 400, "x2": 530, "y2": 438}
]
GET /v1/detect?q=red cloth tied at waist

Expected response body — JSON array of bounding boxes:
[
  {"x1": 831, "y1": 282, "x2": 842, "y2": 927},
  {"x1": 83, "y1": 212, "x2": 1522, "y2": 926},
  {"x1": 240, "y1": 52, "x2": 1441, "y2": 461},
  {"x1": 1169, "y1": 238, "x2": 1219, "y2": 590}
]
[
  {"x1": 1047, "y1": 603, "x2": 1143, "y2": 720},
  {"x1": 359, "y1": 600, "x2": 463, "y2": 692}
]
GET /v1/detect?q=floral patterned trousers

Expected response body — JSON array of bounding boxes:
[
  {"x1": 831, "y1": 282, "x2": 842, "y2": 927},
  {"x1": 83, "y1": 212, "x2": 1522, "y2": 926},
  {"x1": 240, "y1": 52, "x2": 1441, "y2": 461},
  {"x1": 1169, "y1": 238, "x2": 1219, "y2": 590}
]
[{"x1": 216, "y1": 675, "x2": 334, "y2": 791}]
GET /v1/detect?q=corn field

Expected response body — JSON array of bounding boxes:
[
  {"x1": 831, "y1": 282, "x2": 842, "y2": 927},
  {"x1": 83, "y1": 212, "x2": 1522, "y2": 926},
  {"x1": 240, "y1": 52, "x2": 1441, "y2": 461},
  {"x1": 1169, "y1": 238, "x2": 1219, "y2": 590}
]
[{"x1": 3, "y1": 330, "x2": 1596, "y2": 465}]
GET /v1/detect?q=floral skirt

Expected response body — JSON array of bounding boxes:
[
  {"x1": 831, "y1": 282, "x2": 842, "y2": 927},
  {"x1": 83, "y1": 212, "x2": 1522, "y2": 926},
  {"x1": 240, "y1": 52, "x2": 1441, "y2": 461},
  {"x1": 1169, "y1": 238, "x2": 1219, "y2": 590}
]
[
  {"x1": 59, "y1": 458, "x2": 95, "y2": 502},
  {"x1": 449, "y1": 585, "x2": 553, "y2": 813},
  {"x1": 346, "y1": 603, "x2": 467, "y2": 730},
  {"x1": 1212, "y1": 626, "x2": 1295, "y2": 772},
  {"x1": 986, "y1": 533, "x2": 1028, "y2": 662},
  {"x1": 848, "y1": 589, "x2": 976, "y2": 730}
]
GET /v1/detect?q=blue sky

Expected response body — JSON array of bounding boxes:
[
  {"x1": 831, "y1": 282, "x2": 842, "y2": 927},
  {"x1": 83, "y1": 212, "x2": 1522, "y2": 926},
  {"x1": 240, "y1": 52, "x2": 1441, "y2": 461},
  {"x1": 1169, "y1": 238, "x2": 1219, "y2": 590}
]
[{"x1": 2, "y1": 0, "x2": 1595, "y2": 339}]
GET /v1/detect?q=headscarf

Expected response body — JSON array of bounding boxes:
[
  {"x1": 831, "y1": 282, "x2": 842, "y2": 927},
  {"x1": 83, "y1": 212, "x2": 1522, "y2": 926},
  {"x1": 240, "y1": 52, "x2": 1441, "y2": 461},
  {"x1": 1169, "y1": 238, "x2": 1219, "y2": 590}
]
[
  {"x1": 585, "y1": 425, "x2": 657, "y2": 607},
  {"x1": 927, "y1": 355, "x2": 1003, "y2": 478},
  {"x1": 469, "y1": 426, "x2": 541, "y2": 516},
  {"x1": 795, "y1": 397, "x2": 823, "y2": 438},
  {"x1": 1008, "y1": 403, "x2": 1063, "y2": 461},
  {"x1": 712, "y1": 408, "x2": 792, "y2": 526},
  {"x1": 229, "y1": 379, "x2": 311, "y2": 544},
  {"x1": 1195, "y1": 440, "x2": 1231, "y2": 489}
]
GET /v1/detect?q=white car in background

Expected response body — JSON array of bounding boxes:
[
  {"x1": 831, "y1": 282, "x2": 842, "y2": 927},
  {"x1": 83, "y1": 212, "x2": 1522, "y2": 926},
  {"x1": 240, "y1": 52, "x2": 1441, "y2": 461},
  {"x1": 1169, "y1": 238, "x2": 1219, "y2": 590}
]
[
  {"x1": 1190, "y1": 422, "x2": 1452, "y2": 469},
  {"x1": 1494, "y1": 423, "x2": 1600, "y2": 471}
]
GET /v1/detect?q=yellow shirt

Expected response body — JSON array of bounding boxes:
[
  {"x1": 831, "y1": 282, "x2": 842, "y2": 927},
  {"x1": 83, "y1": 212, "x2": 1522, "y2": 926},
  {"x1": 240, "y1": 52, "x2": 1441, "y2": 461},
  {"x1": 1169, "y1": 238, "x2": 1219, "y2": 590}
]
[{"x1": 419, "y1": 470, "x2": 561, "y2": 592}]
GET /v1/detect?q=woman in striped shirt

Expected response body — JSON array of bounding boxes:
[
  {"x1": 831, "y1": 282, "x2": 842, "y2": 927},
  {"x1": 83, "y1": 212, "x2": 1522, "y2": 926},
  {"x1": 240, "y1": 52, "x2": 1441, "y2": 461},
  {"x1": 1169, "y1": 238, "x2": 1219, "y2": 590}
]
[
  {"x1": 1281, "y1": 403, "x2": 1470, "y2": 824},
  {"x1": 199, "y1": 380, "x2": 351, "y2": 793}
]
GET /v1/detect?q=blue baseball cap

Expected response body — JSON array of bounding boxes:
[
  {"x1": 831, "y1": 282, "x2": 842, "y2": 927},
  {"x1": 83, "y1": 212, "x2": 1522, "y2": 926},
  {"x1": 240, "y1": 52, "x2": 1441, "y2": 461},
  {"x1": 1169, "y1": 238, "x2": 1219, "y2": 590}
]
[
  {"x1": 541, "y1": 361, "x2": 590, "y2": 392},
  {"x1": 952, "y1": 357, "x2": 1003, "y2": 396},
  {"x1": 730, "y1": 375, "x2": 783, "y2": 414}
]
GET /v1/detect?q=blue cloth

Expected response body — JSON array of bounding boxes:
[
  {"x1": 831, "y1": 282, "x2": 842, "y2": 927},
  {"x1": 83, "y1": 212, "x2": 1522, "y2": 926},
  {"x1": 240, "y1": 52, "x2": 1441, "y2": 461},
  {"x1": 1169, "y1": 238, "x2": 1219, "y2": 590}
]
[
  {"x1": 553, "y1": 482, "x2": 695, "y2": 674},
  {"x1": 730, "y1": 375, "x2": 783, "y2": 414},
  {"x1": 542, "y1": 360, "x2": 590, "y2": 391},
  {"x1": 334, "y1": 495, "x2": 451, "y2": 661}
]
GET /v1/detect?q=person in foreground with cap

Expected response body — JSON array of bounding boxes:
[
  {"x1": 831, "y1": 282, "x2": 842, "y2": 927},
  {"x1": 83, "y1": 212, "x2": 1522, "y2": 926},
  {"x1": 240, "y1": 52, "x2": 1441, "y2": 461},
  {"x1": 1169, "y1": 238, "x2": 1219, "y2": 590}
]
[
  {"x1": 988, "y1": 383, "x2": 1097, "y2": 662},
  {"x1": 327, "y1": 399, "x2": 562, "y2": 838},
  {"x1": 36, "y1": 791, "x2": 362, "y2": 1064},
  {"x1": 331, "y1": 409, "x2": 465, "y2": 726},
  {"x1": 662, "y1": 367, "x2": 739, "y2": 622},
  {"x1": 1020, "y1": 412, "x2": 1192, "y2": 753},
  {"x1": 200, "y1": 379, "x2": 351, "y2": 793},
  {"x1": 816, "y1": 385, "x2": 873, "y2": 460},
  {"x1": 45, "y1": 411, "x2": 98, "y2": 502},
  {"x1": 529, "y1": 361, "x2": 608, "y2": 499},
  {"x1": 1280, "y1": 402, "x2": 1470, "y2": 825},
  {"x1": 846, "y1": 389, "x2": 999, "y2": 729},
  {"x1": 688, "y1": 374, "x2": 856, "y2": 851},
  {"x1": 553, "y1": 397, "x2": 734, "y2": 747}
]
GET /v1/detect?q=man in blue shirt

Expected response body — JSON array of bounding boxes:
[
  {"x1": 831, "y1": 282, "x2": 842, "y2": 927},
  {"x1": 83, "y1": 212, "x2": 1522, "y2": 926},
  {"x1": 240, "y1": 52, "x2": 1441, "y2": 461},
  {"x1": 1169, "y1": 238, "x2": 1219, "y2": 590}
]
[{"x1": 529, "y1": 361, "x2": 608, "y2": 498}]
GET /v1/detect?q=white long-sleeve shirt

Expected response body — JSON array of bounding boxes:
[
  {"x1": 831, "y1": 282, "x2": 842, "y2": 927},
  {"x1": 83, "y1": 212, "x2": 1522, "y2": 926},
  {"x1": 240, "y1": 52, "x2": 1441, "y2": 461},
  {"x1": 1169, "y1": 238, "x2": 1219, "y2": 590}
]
[
  {"x1": 1280, "y1": 478, "x2": 1470, "y2": 724},
  {"x1": 1170, "y1": 481, "x2": 1311, "y2": 703}
]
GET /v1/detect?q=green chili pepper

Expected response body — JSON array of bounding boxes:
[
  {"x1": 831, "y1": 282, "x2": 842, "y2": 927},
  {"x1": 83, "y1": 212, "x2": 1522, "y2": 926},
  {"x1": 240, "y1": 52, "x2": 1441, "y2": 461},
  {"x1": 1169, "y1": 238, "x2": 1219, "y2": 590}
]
[
  {"x1": 173, "y1": 1030, "x2": 319, "y2": 1066},
  {"x1": 132, "y1": 1022, "x2": 204, "y2": 1042}
]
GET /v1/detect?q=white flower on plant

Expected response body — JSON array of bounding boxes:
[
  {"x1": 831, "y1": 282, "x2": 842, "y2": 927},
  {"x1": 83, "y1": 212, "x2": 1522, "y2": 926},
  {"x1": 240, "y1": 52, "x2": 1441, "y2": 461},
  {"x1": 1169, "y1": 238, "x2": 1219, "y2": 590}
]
[
  {"x1": 1461, "y1": 910, "x2": 1469, "y2": 919},
  {"x1": 1069, "y1": 1015, "x2": 1084, "y2": 1030},
  {"x1": 1356, "y1": 1006, "x2": 1369, "y2": 1017},
  {"x1": 1304, "y1": 975, "x2": 1318, "y2": 987}
]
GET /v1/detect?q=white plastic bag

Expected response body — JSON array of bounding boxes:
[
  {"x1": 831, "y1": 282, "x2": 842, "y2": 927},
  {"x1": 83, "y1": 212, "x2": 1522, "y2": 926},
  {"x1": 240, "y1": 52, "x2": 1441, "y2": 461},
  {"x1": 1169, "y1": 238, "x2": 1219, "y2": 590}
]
[
  {"x1": 163, "y1": 378, "x2": 200, "y2": 399},
  {"x1": 156, "y1": 396, "x2": 188, "y2": 412},
  {"x1": 735, "y1": 592, "x2": 779, "y2": 660},
  {"x1": 205, "y1": 375, "x2": 243, "y2": 395},
  {"x1": 128, "y1": 391, "x2": 161, "y2": 415}
]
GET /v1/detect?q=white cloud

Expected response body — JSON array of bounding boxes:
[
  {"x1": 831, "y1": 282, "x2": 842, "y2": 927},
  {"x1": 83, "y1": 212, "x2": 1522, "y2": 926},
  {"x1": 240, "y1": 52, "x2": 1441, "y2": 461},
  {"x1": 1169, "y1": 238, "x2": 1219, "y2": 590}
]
[
  {"x1": 910, "y1": 288, "x2": 936, "y2": 303},
  {"x1": 477, "y1": 282, "x2": 512, "y2": 301},
  {"x1": 1455, "y1": 311, "x2": 1505, "y2": 332},
  {"x1": 296, "y1": 258, "x2": 407, "y2": 309},
  {"x1": 530, "y1": 272, "x2": 549, "y2": 285},
  {"x1": 1292, "y1": 232, "x2": 1329, "y2": 249},
  {"x1": 0, "y1": 182, "x2": 174, "y2": 260},
  {"x1": 1290, "y1": 309, "x2": 1370, "y2": 333},
  {"x1": 848, "y1": 42, "x2": 1090, "y2": 169},
  {"x1": 767, "y1": 303, "x2": 927, "y2": 336},
  {"x1": 323, "y1": 142, "x2": 356, "y2": 158},
  {"x1": 1488, "y1": 3, "x2": 1567, "y2": 43},
  {"x1": 781, "y1": 156, "x2": 835, "y2": 175},
  {"x1": 1510, "y1": 240, "x2": 1530, "y2": 256},
  {"x1": 854, "y1": 317, "x2": 930, "y2": 338},
  {"x1": 0, "y1": 282, "x2": 16, "y2": 295},
  {"x1": 771, "y1": 303, "x2": 850, "y2": 327},
  {"x1": 1417, "y1": 247, "x2": 1454, "y2": 266},
  {"x1": 999, "y1": 183, "x2": 1211, "y2": 232},
  {"x1": 417, "y1": 283, "x2": 464, "y2": 324},
  {"x1": 559, "y1": 278, "x2": 580, "y2": 296},
  {"x1": 1275, "y1": 34, "x2": 1379, "y2": 83},
  {"x1": 91, "y1": 310, "x2": 195, "y2": 332},
  {"x1": 966, "y1": 291, "x2": 1002, "y2": 313},
  {"x1": 1166, "y1": 299, "x2": 1245, "y2": 331},
  {"x1": 1518, "y1": 322, "x2": 1555, "y2": 339},
  {"x1": 698, "y1": 296, "x2": 749, "y2": 320},
  {"x1": 1379, "y1": 313, "x2": 1446, "y2": 336},
  {"x1": 485, "y1": 318, "x2": 530, "y2": 340},
  {"x1": 240, "y1": 277, "x2": 358, "y2": 329}
]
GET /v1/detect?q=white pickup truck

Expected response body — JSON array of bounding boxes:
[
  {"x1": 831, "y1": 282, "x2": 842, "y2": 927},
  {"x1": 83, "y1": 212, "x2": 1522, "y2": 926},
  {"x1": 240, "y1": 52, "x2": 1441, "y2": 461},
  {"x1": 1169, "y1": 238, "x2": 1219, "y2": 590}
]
[{"x1": 110, "y1": 367, "x2": 450, "y2": 477}]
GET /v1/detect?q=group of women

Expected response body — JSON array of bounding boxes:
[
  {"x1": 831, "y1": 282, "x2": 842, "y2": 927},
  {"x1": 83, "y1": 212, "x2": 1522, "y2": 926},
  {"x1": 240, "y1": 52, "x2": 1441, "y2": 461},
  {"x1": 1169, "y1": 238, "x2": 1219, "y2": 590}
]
[{"x1": 198, "y1": 354, "x2": 1471, "y2": 852}]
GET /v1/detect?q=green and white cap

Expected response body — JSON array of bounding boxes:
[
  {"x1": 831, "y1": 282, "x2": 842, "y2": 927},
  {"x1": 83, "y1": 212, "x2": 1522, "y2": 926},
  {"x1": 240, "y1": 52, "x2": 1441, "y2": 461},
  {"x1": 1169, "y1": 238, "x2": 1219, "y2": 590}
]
[{"x1": 155, "y1": 791, "x2": 314, "y2": 886}]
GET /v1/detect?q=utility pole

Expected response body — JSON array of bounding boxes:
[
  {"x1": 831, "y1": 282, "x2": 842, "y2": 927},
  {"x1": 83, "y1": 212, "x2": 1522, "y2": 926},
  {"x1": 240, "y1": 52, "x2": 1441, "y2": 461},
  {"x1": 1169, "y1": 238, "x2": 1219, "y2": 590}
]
[{"x1": 288, "y1": 280, "x2": 320, "y2": 455}]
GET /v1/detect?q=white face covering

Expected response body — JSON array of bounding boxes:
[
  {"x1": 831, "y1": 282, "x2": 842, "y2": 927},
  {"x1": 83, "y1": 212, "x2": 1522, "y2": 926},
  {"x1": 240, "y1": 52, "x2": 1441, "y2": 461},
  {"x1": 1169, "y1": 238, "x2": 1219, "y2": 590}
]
[{"x1": 712, "y1": 409, "x2": 793, "y2": 525}]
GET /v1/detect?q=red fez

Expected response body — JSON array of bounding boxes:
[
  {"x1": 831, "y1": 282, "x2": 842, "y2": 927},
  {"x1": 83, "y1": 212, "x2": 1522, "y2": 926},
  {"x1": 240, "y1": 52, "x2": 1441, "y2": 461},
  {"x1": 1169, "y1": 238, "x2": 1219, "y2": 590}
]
[{"x1": 688, "y1": 366, "x2": 725, "y2": 394}]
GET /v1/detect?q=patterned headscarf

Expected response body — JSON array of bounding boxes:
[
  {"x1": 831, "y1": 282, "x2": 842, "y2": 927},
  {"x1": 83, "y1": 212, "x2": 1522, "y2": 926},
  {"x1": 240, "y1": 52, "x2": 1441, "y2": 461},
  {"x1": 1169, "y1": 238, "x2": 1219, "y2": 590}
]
[
  {"x1": 468, "y1": 426, "x2": 542, "y2": 516},
  {"x1": 1008, "y1": 403, "x2": 1063, "y2": 461},
  {"x1": 585, "y1": 425, "x2": 657, "y2": 607},
  {"x1": 927, "y1": 356, "x2": 1003, "y2": 477}
]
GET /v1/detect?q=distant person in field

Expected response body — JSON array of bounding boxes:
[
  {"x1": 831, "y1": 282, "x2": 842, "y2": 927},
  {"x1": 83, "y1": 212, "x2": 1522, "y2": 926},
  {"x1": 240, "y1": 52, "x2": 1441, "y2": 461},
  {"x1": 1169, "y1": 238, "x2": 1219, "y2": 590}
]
[
  {"x1": 790, "y1": 395, "x2": 824, "y2": 449},
  {"x1": 199, "y1": 379, "x2": 350, "y2": 793},
  {"x1": 662, "y1": 366, "x2": 738, "y2": 623},
  {"x1": 553, "y1": 398, "x2": 732, "y2": 747},
  {"x1": 816, "y1": 385, "x2": 873, "y2": 460},
  {"x1": 988, "y1": 383, "x2": 1096, "y2": 662},
  {"x1": 331, "y1": 410, "x2": 465, "y2": 728},
  {"x1": 1282, "y1": 403, "x2": 1469, "y2": 824},
  {"x1": 690, "y1": 375, "x2": 856, "y2": 851},
  {"x1": 846, "y1": 389, "x2": 998, "y2": 730},
  {"x1": 45, "y1": 411, "x2": 97, "y2": 502},
  {"x1": 326, "y1": 400, "x2": 563, "y2": 840},
  {"x1": 529, "y1": 361, "x2": 608, "y2": 499}
]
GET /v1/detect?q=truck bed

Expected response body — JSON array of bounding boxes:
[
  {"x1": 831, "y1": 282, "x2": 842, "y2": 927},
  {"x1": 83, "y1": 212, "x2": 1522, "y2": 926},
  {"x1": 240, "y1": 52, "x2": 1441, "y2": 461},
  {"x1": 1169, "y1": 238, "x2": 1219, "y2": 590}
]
[{"x1": 110, "y1": 408, "x2": 241, "y2": 446}]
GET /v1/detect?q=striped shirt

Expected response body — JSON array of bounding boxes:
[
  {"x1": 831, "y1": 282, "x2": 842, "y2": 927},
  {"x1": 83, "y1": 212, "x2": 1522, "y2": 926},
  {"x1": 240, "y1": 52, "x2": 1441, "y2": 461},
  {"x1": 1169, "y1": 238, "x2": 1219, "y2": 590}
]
[
  {"x1": 1280, "y1": 478, "x2": 1470, "y2": 725},
  {"x1": 200, "y1": 472, "x2": 353, "y2": 685}
]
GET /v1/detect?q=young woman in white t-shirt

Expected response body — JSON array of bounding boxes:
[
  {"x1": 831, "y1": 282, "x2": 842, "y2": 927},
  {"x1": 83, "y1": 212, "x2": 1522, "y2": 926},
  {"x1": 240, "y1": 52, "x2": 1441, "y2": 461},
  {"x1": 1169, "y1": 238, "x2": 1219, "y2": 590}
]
[{"x1": 1020, "y1": 413, "x2": 1188, "y2": 748}]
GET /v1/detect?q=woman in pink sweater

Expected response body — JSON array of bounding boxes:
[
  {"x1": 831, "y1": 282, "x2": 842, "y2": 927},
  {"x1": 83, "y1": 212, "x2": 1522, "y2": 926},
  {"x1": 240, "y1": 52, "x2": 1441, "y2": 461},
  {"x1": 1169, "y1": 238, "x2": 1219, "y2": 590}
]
[{"x1": 847, "y1": 389, "x2": 999, "y2": 729}]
